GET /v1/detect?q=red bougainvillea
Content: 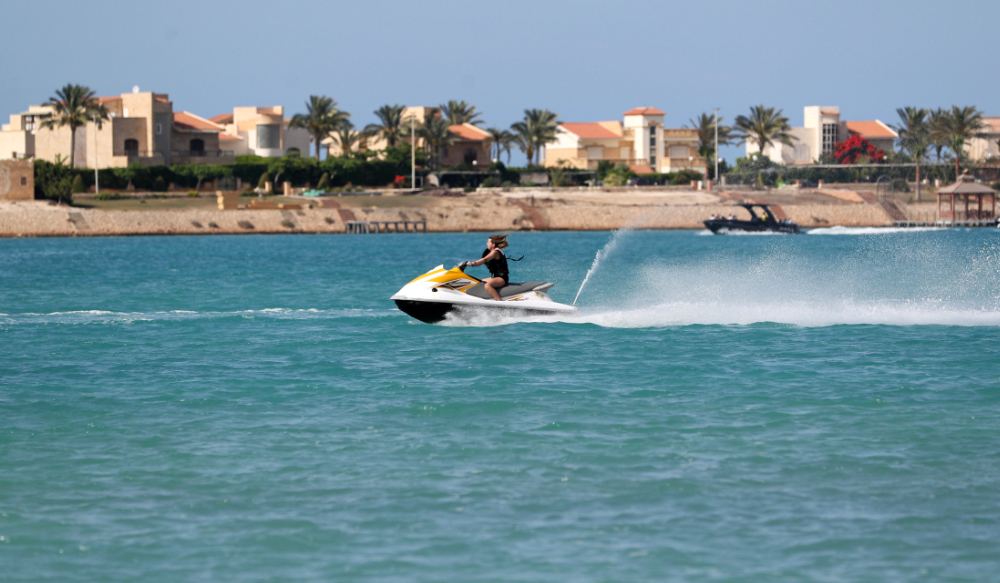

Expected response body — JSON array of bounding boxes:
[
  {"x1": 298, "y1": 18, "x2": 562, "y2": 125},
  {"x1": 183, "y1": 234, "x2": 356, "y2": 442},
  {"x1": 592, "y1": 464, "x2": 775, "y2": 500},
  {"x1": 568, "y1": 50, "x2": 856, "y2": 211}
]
[{"x1": 833, "y1": 135, "x2": 885, "y2": 164}]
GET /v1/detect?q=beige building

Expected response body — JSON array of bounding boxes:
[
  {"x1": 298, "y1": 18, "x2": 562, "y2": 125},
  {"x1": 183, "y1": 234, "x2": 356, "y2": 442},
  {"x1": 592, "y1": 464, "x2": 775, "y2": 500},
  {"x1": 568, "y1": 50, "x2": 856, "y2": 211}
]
[
  {"x1": 1, "y1": 90, "x2": 238, "y2": 168},
  {"x1": 208, "y1": 107, "x2": 311, "y2": 157},
  {"x1": 544, "y1": 107, "x2": 704, "y2": 173},
  {"x1": 747, "y1": 106, "x2": 898, "y2": 164},
  {"x1": 0, "y1": 159, "x2": 34, "y2": 200},
  {"x1": 327, "y1": 106, "x2": 491, "y2": 166},
  {"x1": 965, "y1": 116, "x2": 1000, "y2": 161}
]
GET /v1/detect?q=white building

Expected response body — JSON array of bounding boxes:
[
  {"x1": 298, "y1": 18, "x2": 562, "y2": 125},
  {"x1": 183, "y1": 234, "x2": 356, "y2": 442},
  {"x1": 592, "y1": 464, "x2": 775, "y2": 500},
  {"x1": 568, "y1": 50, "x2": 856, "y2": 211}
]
[{"x1": 747, "y1": 106, "x2": 898, "y2": 164}]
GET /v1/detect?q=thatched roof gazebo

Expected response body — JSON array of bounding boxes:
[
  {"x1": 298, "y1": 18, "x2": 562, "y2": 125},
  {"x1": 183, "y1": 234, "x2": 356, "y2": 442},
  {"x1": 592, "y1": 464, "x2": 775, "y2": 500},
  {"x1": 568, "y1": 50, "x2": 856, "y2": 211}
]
[{"x1": 937, "y1": 174, "x2": 996, "y2": 222}]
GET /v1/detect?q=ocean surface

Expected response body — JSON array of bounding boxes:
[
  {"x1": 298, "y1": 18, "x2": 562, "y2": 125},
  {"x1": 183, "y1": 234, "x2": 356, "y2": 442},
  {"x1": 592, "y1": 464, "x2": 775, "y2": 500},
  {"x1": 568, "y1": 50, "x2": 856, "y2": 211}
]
[{"x1": 2, "y1": 228, "x2": 999, "y2": 582}]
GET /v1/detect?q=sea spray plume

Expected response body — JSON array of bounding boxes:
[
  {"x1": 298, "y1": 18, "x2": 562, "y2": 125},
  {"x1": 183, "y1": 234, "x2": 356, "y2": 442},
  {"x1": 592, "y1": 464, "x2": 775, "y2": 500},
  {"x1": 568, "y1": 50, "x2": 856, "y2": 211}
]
[{"x1": 573, "y1": 227, "x2": 634, "y2": 306}]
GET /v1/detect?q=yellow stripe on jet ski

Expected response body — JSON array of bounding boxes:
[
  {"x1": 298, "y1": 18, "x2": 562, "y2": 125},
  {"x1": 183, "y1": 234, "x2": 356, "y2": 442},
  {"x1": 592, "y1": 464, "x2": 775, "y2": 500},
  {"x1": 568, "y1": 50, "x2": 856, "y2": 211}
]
[{"x1": 407, "y1": 268, "x2": 447, "y2": 285}]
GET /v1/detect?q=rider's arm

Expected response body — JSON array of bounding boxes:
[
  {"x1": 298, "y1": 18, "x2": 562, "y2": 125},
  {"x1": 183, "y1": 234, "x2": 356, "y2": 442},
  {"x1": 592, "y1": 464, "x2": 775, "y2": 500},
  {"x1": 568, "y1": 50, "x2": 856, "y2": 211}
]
[{"x1": 469, "y1": 249, "x2": 498, "y2": 266}]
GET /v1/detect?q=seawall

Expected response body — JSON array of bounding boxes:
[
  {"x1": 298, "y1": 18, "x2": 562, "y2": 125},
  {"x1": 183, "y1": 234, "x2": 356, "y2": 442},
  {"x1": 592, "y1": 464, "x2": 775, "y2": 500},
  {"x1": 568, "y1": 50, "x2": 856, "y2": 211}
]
[{"x1": 0, "y1": 190, "x2": 893, "y2": 238}]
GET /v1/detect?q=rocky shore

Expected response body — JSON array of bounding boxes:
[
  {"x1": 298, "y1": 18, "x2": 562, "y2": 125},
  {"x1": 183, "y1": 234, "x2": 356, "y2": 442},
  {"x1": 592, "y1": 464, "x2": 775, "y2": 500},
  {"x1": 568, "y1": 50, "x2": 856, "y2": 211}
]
[{"x1": 0, "y1": 187, "x2": 894, "y2": 238}]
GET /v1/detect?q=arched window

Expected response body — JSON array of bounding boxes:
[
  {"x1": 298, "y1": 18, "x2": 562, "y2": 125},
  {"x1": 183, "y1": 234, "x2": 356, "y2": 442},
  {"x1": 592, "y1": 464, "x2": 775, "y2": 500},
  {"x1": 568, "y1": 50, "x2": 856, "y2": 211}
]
[
  {"x1": 124, "y1": 139, "x2": 139, "y2": 156},
  {"x1": 189, "y1": 139, "x2": 205, "y2": 155},
  {"x1": 463, "y1": 148, "x2": 478, "y2": 165},
  {"x1": 286, "y1": 147, "x2": 300, "y2": 155}
]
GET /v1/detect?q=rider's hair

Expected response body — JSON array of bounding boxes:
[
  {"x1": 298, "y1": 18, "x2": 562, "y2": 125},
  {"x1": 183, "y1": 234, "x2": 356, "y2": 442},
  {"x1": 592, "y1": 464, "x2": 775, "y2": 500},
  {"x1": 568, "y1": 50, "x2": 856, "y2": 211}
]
[{"x1": 489, "y1": 234, "x2": 509, "y2": 249}]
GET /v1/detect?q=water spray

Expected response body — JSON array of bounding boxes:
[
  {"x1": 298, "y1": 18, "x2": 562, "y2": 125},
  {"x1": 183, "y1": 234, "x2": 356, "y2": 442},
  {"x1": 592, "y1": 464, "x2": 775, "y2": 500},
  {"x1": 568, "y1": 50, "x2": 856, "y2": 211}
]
[{"x1": 573, "y1": 227, "x2": 632, "y2": 305}]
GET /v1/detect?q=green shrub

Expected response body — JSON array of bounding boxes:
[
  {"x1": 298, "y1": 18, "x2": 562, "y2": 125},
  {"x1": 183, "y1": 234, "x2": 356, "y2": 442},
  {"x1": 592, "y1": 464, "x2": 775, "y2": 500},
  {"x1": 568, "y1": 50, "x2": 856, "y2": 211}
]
[
  {"x1": 317, "y1": 172, "x2": 331, "y2": 190},
  {"x1": 71, "y1": 174, "x2": 87, "y2": 194},
  {"x1": 94, "y1": 193, "x2": 126, "y2": 201},
  {"x1": 891, "y1": 178, "x2": 911, "y2": 193},
  {"x1": 152, "y1": 176, "x2": 167, "y2": 192},
  {"x1": 188, "y1": 191, "x2": 200, "y2": 197},
  {"x1": 481, "y1": 176, "x2": 500, "y2": 188},
  {"x1": 258, "y1": 172, "x2": 270, "y2": 190},
  {"x1": 463, "y1": 185, "x2": 476, "y2": 193},
  {"x1": 280, "y1": 219, "x2": 295, "y2": 228}
]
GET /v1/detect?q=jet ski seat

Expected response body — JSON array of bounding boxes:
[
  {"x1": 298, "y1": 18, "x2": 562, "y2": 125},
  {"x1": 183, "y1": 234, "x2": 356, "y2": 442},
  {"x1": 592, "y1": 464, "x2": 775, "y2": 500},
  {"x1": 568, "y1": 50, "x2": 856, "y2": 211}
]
[{"x1": 464, "y1": 281, "x2": 553, "y2": 300}]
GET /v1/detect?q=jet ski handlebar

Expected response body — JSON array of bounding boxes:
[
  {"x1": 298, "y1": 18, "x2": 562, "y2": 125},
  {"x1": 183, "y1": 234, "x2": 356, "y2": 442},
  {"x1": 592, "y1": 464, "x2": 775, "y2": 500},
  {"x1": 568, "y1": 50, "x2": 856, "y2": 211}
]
[{"x1": 455, "y1": 261, "x2": 469, "y2": 272}]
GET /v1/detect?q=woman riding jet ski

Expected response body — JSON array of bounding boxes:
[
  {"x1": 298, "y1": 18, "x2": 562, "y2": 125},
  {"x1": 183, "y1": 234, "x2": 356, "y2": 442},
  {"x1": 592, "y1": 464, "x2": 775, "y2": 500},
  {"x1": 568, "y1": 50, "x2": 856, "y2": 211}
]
[{"x1": 390, "y1": 234, "x2": 577, "y2": 324}]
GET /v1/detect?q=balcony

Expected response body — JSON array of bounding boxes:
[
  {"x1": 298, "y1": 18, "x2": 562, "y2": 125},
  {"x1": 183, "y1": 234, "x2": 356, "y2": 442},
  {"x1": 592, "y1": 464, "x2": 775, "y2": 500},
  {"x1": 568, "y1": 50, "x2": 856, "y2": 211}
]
[{"x1": 115, "y1": 150, "x2": 162, "y2": 158}]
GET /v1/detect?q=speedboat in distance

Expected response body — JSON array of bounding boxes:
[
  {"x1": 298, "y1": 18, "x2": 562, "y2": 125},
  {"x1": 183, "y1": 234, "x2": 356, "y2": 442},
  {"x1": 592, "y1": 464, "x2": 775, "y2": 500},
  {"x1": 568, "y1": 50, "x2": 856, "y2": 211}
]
[
  {"x1": 391, "y1": 263, "x2": 577, "y2": 324},
  {"x1": 704, "y1": 203, "x2": 802, "y2": 234}
]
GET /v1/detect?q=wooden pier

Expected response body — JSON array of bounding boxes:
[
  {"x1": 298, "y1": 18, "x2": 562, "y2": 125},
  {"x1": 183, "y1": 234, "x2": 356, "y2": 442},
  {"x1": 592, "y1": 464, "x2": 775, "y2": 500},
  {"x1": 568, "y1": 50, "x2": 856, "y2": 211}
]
[
  {"x1": 345, "y1": 220, "x2": 428, "y2": 234},
  {"x1": 892, "y1": 219, "x2": 998, "y2": 228}
]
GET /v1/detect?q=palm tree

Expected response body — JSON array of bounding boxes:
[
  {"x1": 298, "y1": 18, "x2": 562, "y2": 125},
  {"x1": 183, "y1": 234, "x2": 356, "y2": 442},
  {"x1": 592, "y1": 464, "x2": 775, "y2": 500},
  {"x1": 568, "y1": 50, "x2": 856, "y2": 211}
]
[
  {"x1": 331, "y1": 122, "x2": 368, "y2": 156},
  {"x1": 40, "y1": 84, "x2": 109, "y2": 168},
  {"x1": 416, "y1": 113, "x2": 459, "y2": 169},
  {"x1": 733, "y1": 105, "x2": 795, "y2": 157},
  {"x1": 486, "y1": 127, "x2": 514, "y2": 162},
  {"x1": 289, "y1": 95, "x2": 350, "y2": 160},
  {"x1": 687, "y1": 112, "x2": 733, "y2": 179},
  {"x1": 944, "y1": 105, "x2": 987, "y2": 177},
  {"x1": 892, "y1": 107, "x2": 930, "y2": 192},
  {"x1": 511, "y1": 109, "x2": 559, "y2": 167},
  {"x1": 928, "y1": 108, "x2": 952, "y2": 164},
  {"x1": 440, "y1": 100, "x2": 482, "y2": 126},
  {"x1": 364, "y1": 104, "x2": 406, "y2": 147}
]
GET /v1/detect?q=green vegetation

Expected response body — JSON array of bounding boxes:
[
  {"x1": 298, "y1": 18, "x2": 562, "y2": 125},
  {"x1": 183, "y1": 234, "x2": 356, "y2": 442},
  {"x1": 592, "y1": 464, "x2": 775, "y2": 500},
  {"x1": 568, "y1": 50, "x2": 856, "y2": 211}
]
[
  {"x1": 289, "y1": 95, "x2": 351, "y2": 160},
  {"x1": 364, "y1": 104, "x2": 407, "y2": 147},
  {"x1": 687, "y1": 113, "x2": 733, "y2": 180},
  {"x1": 40, "y1": 84, "x2": 110, "y2": 168},
  {"x1": 440, "y1": 100, "x2": 483, "y2": 126},
  {"x1": 71, "y1": 174, "x2": 86, "y2": 194},
  {"x1": 413, "y1": 109, "x2": 459, "y2": 169},
  {"x1": 733, "y1": 105, "x2": 795, "y2": 155},
  {"x1": 511, "y1": 109, "x2": 558, "y2": 167},
  {"x1": 317, "y1": 172, "x2": 331, "y2": 190}
]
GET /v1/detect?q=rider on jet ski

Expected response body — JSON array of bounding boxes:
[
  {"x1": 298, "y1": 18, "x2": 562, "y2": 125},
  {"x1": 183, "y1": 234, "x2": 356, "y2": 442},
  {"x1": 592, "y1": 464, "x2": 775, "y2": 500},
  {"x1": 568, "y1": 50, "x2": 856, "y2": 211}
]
[{"x1": 463, "y1": 234, "x2": 512, "y2": 301}]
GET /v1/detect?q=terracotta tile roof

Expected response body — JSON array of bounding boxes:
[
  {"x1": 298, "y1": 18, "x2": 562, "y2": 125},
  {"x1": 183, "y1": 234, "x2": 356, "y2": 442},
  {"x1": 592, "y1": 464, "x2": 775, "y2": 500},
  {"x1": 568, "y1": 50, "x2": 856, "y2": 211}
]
[
  {"x1": 173, "y1": 111, "x2": 224, "y2": 132},
  {"x1": 218, "y1": 133, "x2": 242, "y2": 141},
  {"x1": 845, "y1": 120, "x2": 897, "y2": 139},
  {"x1": 97, "y1": 96, "x2": 122, "y2": 103},
  {"x1": 629, "y1": 164, "x2": 656, "y2": 175},
  {"x1": 623, "y1": 107, "x2": 666, "y2": 116},
  {"x1": 448, "y1": 123, "x2": 490, "y2": 141},
  {"x1": 209, "y1": 113, "x2": 234, "y2": 124},
  {"x1": 560, "y1": 122, "x2": 623, "y2": 140}
]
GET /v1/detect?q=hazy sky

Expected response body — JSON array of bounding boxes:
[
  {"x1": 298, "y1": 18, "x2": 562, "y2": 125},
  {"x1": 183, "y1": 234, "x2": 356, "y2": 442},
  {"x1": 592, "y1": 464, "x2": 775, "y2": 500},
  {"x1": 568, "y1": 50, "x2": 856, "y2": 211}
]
[{"x1": 3, "y1": 0, "x2": 997, "y2": 163}]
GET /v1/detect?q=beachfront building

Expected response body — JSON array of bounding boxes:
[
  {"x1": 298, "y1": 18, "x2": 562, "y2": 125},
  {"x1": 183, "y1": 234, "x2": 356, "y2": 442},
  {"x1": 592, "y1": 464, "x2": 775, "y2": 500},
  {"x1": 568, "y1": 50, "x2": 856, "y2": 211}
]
[
  {"x1": 965, "y1": 116, "x2": 1000, "y2": 161},
  {"x1": 746, "y1": 106, "x2": 898, "y2": 165},
  {"x1": 0, "y1": 89, "x2": 237, "y2": 168},
  {"x1": 208, "y1": 107, "x2": 311, "y2": 158},
  {"x1": 327, "y1": 106, "x2": 492, "y2": 166},
  {"x1": 543, "y1": 107, "x2": 704, "y2": 174}
]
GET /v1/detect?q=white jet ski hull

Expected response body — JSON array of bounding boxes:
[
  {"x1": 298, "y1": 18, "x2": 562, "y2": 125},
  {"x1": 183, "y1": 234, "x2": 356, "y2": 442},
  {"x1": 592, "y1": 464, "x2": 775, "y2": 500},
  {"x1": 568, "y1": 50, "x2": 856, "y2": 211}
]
[{"x1": 391, "y1": 265, "x2": 577, "y2": 324}]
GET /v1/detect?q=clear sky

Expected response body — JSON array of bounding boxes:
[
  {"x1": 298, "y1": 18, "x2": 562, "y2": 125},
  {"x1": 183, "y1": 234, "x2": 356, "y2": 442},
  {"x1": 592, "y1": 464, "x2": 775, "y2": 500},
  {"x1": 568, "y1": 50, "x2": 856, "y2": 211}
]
[{"x1": 2, "y1": 0, "x2": 997, "y2": 164}]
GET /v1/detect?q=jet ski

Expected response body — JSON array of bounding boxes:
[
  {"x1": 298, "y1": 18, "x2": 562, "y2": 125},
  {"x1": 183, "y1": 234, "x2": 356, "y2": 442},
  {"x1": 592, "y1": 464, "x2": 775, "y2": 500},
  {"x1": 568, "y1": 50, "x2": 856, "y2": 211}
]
[{"x1": 391, "y1": 263, "x2": 577, "y2": 324}]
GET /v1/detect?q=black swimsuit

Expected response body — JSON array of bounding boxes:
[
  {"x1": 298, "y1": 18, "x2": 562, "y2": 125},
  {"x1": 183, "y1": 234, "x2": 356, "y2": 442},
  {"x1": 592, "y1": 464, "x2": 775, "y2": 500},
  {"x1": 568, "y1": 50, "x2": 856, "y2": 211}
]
[{"x1": 482, "y1": 249, "x2": 508, "y2": 282}]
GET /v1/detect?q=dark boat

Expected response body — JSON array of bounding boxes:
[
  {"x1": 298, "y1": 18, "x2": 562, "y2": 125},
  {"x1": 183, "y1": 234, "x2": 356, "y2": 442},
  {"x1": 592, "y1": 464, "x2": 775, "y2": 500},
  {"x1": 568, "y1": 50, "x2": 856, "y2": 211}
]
[{"x1": 704, "y1": 203, "x2": 802, "y2": 234}]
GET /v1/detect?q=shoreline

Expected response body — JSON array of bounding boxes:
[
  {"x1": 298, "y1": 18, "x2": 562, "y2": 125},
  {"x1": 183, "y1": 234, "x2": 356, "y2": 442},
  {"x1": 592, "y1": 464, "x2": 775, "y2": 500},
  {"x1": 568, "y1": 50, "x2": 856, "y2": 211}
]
[{"x1": 0, "y1": 187, "x2": 898, "y2": 238}]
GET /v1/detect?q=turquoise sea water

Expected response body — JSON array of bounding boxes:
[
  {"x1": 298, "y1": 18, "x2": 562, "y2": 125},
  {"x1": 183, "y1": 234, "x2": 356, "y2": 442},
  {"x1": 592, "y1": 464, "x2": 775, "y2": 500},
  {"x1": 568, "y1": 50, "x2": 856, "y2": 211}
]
[{"x1": 2, "y1": 228, "x2": 999, "y2": 582}]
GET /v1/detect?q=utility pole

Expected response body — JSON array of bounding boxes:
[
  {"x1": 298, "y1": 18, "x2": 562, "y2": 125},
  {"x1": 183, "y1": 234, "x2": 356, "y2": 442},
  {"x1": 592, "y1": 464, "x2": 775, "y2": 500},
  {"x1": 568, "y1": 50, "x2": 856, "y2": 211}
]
[
  {"x1": 410, "y1": 113, "x2": 415, "y2": 190},
  {"x1": 714, "y1": 107, "x2": 719, "y2": 184},
  {"x1": 93, "y1": 114, "x2": 100, "y2": 194}
]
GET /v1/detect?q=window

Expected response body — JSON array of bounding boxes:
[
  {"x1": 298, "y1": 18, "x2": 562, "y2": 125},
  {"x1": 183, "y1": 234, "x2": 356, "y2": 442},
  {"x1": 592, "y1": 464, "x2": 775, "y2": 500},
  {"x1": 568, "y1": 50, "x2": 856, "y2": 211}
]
[
  {"x1": 21, "y1": 177, "x2": 27, "y2": 185},
  {"x1": 23, "y1": 115, "x2": 34, "y2": 131},
  {"x1": 669, "y1": 146, "x2": 688, "y2": 158},
  {"x1": 155, "y1": 123, "x2": 162, "y2": 135},
  {"x1": 256, "y1": 124, "x2": 280, "y2": 149},
  {"x1": 189, "y1": 138, "x2": 205, "y2": 154},
  {"x1": 124, "y1": 139, "x2": 139, "y2": 155},
  {"x1": 649, "y1": 131, "x2": 656, "y2": 147},
  {"x1": 649, "y1": 155, "x2": 656, "y2": 167},
  {"x1": 822, "y1": 123, "x2": 838, "y2": 154},
  {"x1": 586, "y1": 146, "x2": 603, "y2": 159}
]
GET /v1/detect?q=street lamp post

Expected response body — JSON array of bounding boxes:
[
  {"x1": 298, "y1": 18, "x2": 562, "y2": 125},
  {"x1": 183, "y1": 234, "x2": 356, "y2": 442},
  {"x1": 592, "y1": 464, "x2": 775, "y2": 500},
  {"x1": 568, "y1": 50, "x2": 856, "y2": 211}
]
[
  {"x1": 714, "y1": 107, "x2": 719, "y2": 184},
  {"x1": 92, "y1": 114, "x2": 100, "y2": 194},
  {"x1": 410, "y1": 114, "x2": 415, "y2": 190}
]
